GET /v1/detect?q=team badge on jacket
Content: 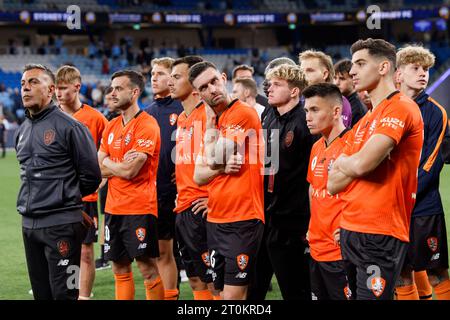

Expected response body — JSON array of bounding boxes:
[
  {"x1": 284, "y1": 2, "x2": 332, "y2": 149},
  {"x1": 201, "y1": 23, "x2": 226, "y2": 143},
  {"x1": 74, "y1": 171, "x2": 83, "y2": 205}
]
[
  {"x1": 284, "y1": 131, "x2": 294, "y2": 147},
  {"x1": 44, "y1": 129, "x2": 56, "y2": 145},
  {"x1": 169, "y1": 113, "x2": 178, "y2": 126}
]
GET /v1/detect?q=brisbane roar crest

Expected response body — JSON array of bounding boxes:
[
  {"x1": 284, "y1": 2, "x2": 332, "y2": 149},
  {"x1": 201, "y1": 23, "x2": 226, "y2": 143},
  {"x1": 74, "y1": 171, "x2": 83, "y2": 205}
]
[
  {"x1": 44, "y1": 129, "x2": 56, "y2": 145},
  {"x1": 344, "y1": 285, "x2": 352, "y2": 300},
  {"x1": 201, "y1": 252, "x2": 211, "y2": 267},
  {"x1": 427, "y1": 237, "x2": 438, "y2": 252},
  {"x1": 136, "y1": 227, "x2": 146, "y2": 242},
  {"x1": 169, "y1": 113, "x2": 178, "y2": 126},
  {"x1": 57, "y1": 240, "x2": 70, "y2": 258},
  {"x1": 370, "y1": 277, "x2": 386, "y2": 298},
  {"x1": 236, "y1": 254, "x2": 249, "y2": 271},
  {"x1": 124, "y1": 132, "x2": 132, "y2": 145},
  {"x1": 284, "y1": 131, "x2": 294, "y2": 148}
]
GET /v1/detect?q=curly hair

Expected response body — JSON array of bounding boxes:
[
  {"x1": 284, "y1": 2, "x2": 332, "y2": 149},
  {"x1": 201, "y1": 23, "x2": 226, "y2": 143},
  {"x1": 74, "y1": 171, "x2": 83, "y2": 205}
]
[
  {"x1": 265, "y1": 64, "x2": 308, "y2": 91},
  {"x1": 396, "y1": 45, "x2": 435, "y2": 69}
]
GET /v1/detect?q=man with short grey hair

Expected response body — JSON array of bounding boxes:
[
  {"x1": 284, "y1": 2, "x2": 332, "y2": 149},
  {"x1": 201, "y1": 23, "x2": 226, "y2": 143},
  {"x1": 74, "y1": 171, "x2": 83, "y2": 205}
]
[{"x1": 16, "y1": 64, "x2": 101, "y2": 300}]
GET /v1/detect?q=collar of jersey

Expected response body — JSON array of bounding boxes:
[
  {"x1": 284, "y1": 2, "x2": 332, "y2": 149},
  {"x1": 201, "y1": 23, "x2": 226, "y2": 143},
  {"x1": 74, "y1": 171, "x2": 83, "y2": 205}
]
[
  {"x1": 216, "y1": 98, "x2": 238, "y2": 124},
  {"x1": 274, "y1": 101, "x2": 301, "y2": 119}
]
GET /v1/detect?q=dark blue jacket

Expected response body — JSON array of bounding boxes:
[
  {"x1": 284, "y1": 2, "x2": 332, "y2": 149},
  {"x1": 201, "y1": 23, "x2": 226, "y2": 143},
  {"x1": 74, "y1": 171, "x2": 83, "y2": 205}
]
[
  {"x1": 413, "y1": 91, "x2": 449, "y2": 217},
  {"x1": 145, "y1": 96, "x2": 183, "y2": 199}
]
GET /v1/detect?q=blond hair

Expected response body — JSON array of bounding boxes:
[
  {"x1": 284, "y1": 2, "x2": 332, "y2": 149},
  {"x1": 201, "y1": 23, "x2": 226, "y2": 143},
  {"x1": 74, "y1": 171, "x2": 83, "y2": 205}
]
[
  {"x1": 266, "y1": 64, "x2": 308, "y2": 90},
  {"x1": 55, "y1": 65, "x2": 81, "y2": 85},
  {"x1": 151, "y1": 57, "x2": 175, "y2": 70},
  {"x1": 396, "y1": 45, "x2": 435, "y2": 69},
  {"x1": 299, "y1": 50, "x2": 335, "y2": 82}
]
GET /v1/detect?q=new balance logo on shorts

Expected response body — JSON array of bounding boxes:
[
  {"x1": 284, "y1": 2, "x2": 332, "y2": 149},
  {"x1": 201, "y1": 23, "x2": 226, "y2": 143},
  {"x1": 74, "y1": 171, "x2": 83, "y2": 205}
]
[
  {"x1": 138, "y1": 243, "x2": 147, "y2": 250},
  {"x1": 431, "y1": 253, "x2": 440, "y2": 261},
  {"x1": 235, "y1": 272, "x2": 247, "y2": 279},
  {"x1": 57, "y1": 240, "x2": 70, "y2": 257}
]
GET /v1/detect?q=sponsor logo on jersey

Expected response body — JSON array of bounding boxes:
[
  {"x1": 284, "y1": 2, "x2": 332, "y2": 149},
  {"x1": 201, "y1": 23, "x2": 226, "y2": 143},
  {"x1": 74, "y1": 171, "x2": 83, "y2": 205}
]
[
  {"x1": 136, "y1": 138, "x2": 154, "y2": 148},
  {"x1": 380, "y1": 117, "x2": 404, "y2": 129}
]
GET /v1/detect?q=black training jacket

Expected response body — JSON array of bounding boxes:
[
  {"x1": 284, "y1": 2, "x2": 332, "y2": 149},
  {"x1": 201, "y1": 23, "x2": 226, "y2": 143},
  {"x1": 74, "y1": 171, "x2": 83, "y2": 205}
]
[
  {"x1": 15, "y1": 104, "x2": 102, "y2": 229},
  {"x1": 262, "y1": 102, "x2": 314, "y2": 231}
]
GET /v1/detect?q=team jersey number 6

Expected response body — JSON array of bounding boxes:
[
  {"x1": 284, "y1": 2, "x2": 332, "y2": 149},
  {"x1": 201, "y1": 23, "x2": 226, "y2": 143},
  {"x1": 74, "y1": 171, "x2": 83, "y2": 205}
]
[{"x1": 210, "y1": 250, "x2": 216, "y2": 268}]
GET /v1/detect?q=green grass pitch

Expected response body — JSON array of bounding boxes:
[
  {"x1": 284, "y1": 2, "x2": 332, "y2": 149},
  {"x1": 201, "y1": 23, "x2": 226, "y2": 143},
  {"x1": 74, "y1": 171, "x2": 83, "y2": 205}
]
[
  {"x1": 0, "y1": 151, "x2": 282, "y2": 300},
  {"x1": 1, "y1": 150, "x2": 449, "y2": 300}
]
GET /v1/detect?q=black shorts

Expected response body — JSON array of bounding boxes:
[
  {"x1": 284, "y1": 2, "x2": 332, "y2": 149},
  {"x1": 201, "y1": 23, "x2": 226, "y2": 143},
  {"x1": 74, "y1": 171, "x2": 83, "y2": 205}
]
[
  {"x1": 23, "y1": 222, "x2": 86, "y2": 300},
  {"x1": 207, "y1": 219, "x2": 264, "y2": 291},
  {"x1": 104, "y1": 213, "x2": 159, "y2": 262},
  {"x1": 82, "y1": 201, "x2": 98, "y2": 244},
  {"x1": 157, "y1": 196, "x2": 176, "y2": 240},
  {"x1": 309, "y1": 258, "x2": 354, "y2": 300},
  {"x1": 404, "y1": 214, "x2": 449, "y2": 271},
  {"x1": 340, "y1": 228, "x2": 408, "y2": 300},
  {"x1": 175, "y1": 207, "x2": 213, "y2": 283},
  {"x1": 99, "y1": 183, "x2": 108, "y2": 215}
]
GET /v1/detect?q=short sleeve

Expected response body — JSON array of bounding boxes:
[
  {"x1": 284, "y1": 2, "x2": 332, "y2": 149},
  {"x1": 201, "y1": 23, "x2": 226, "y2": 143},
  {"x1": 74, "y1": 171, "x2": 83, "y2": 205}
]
[
  {"x1": 374, "y1": 101, "x2": 413, "y2": 145},
  {"x1": 306, "y1": 145, "x2": 316, "y2": 184},
  {"x1": 96, "y1": 114, "x2": 108, "y2": 147},
  {"x1": 221, "y1": 106, "x2": 261, "y2": 146},
  {"x1": 341, "y1": 126, "x2": 355, "y2": 155},
  {"x1": 99, "y1": 123, "x2": 110, "y2": 154},
  {"x1": 132, "y1": 120, "x2": 160, "y2": 157}
]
